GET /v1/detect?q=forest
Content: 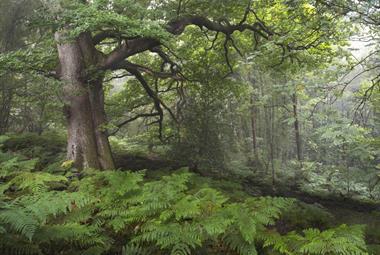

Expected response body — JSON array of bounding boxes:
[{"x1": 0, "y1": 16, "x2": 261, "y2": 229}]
[{"x1": 0, "y1": 0, "x2": 379, "y2": 254}]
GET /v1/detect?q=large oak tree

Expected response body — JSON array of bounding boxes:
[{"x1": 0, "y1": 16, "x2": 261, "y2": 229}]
[{"x1": 0, "y1": 0, "x2": 351, "y2": 169}]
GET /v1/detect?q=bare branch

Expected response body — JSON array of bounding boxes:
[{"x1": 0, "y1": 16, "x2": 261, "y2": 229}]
[
  {"x1": 109, "y1": 112, "x2": 160, "y2": 136},
  {"x1": 223, "y1": 37, "x2": 233, "y2": 74}
]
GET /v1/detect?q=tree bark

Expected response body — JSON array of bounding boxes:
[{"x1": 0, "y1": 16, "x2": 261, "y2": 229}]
[
  {"x1": 0, "y1": 78, "x2": 13, "y2": 134},
  {"x1": 55, "y1": 31, "x2": 115, "y2": 170},
  {"x1": 250, "y1": 96, "x2": 258, "y2": 160},
  {"x1": 270, "y1": 103, "x2": 275, "y2": 187},
  {"x1": 89, "y1": 80, "x2": 115, "y2": 169},
  {"x1": 292, "y1": 92, "x2": 303, "y2": 163}
]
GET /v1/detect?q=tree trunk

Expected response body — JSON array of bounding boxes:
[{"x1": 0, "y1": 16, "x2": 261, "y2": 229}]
[
  {"x1": 270, "y1": 103, "x2": 275, "y2": 187},
  {"x1": 55, "y1": 31, "x2": 115, "y2": 170},
  {"x1": 0, "y1": 78, "x2": 13, "y2": 134},
  {"x1": 292, "y1": 93, "x2": 303, "y2": 163},
  {"x1": 89, "y1": 80, "x2": 115, "y2": 169},
  {"x1": 250, "y1": 96, "x2": 258, "y2": 160}
]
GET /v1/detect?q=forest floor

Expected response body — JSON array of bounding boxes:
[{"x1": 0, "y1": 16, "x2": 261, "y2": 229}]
[
  {"x1": 115, "y1": 152, "x2": 380, "y2": 252},
  {"x1": 114, "y1": 151, "x2": 380, "y2": 213},
  {"x1": 115, "y1": 152, "x2": 380, "y2": 221},
  {"x1": 2, "y1": 133, "x2": 379, "y2": 253}
]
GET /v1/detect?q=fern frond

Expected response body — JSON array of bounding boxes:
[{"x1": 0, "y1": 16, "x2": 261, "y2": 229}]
[
  {"x1": 0, "y1": 156, "x2": 38, "y2": 178},
  {"x1": 0, "y1": 191, "x2": 92, "y2": 240},
  {"x1": 0, "y1": 234, "x2": 43, "y2": 255},
  {"x1": 9, "y1": 172, "x2": 67, "y2": 192},
  {"x1": 122, "y1": 244, "x2": 155, "y2": 255},
  {"x1": 34, "y1": 223, "x2": 110, "y2": 247}
]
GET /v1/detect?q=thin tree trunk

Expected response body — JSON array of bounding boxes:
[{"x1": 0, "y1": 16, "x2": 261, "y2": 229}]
[
  {"x1": 292, "y1": 93, "x2": 303, "y2": 163},
  {"x1": 0, "y1": 1, "x2": 25, "y2": 134},
  {"x1": 270, "y1": 103, "x2": 275, "y2": 187},
  {"x1": 250, "y1": 96, "x2": 258, "y2": 160}
]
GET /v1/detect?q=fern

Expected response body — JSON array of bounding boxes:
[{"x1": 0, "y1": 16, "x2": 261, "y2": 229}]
[
  {"x1": 263, "y1": 224, "x2": 368, "y2": 255},
  {"x1": 8, "y1": 171, "x2": 67, "y2": 192},
  {"x1": 0, "y1": 234, "x2": 43, "y2": 255},
  {"x1": 223, "y1": 233, "x2": 258, "y2": 255},
  {"x1": 34, "y1": 223, "x2": 111, "y2": 248},
  {"x1": 0, "y1": 191, "x2": 92, "y2": 240},
  {"x1": 117, "y1": 172, "x2": 294, "y2": 255},
  {"x1": 122, "y1": 244, "x2": 154, "y2": 255},
  {"x1": 0, "y1": 154, "x2": 38, "y2": 178},
  {"x1": 0, "y1": 164, "x2": 370, "y2": 255},
  {"x1": 299, "y1": 225, "x2": 368, "y2": 255}
]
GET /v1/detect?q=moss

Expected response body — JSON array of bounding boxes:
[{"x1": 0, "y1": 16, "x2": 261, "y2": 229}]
[
  {"x1": 1, "y1": 132, "x2": 66, "y2": 170},
  {"x1": 279, "y1": 201, "x2": 335, "y2": 233},
  {"x1": 3, "y1": 132, "x2": 65, "y2": 152}
]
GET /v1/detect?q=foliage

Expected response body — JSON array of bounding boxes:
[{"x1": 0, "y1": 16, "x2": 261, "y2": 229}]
[
  {"x1": 264, "y1": 224, "x2": 368, "y2": 255},
  {"x1": 0, "y1": 147, "x2": 371, "y2": 254},
  {"x1": 1, "y1": 133, "x2": 66, "y2": 172},
  {"x1": 0, "y1": 0, "x2": 378, "y2": 254},
  {"x1": 0, "y1": 132, "x2": 376, "y2": 254},
  {"x1": 280, "y1": 202, "x2": 335, "y2": 231}
]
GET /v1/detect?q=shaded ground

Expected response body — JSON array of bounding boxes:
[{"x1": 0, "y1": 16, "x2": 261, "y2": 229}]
[
  {"x1": 241, "y1": 179, "x2": 380, "y2": 254},
  {"x1": 115, "y1": 153, "x2": 380, "y2": 214},
  {"x1": 114, "y1": 153, "x2": 185, "y2": 171},
  {"x1": 126, "y1": 159, "x2": 380, "y2": 252}
]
